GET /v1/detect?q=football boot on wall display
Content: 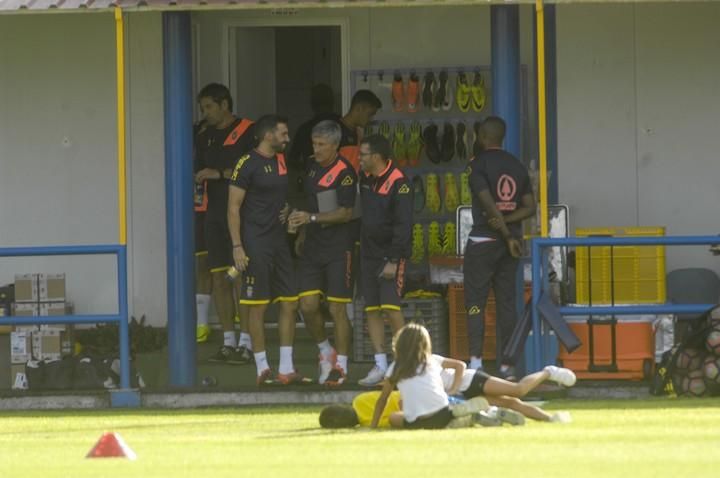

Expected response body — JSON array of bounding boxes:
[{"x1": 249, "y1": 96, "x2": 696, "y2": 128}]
[
  {"x1": 472, "y1": 120, "x2": 483, "y2": 157},
  {"x1": 423, "y1": 71, "x2": 436, "y2": 109},
  {"x1": 442, "y1": 222, "x2": 457, "y2": 256},
  {"x1": 392, "y1": 72, "x2": 405, "y2": 112},
  {"x1": 427, "y1": 221, "x2": 443, "y2": 257},
  {"x1": 471, "y1": 71, "x2": 486, "y2": 112},
  {"x1": 407, "y1": 72, "x2": 420, "y2": 113},
  {"x1": 455, "y1": 122, "x2": 467, "y2": 160},
  {"x1": 393, "y1": 122, "x2": 407, "y2": 167},
  {"x1": 412, "y1": 175, "x2": 425, "y2": 212},
  {"x1": 406, "y1": 121, "x2": 423, "y2": 166},
  {"x1": 455, "y1": 71, "x2": 472, "y2": 112},
  {"x1": 444, "y1": 172, "x2": 459, "y2": 213},
  {"x1": 411, "y1": 224, "x2": 426, "y2": 264},
  {"x1": 425, "y1": 173, "x2": 441, "y2": 213},
  {"x1": 441, "y1": 122, "x2": 455, "y2": 162},
  {"x1": 460, "y1": 171, "x2": 472, "y2": 205},
  {"x1": 378, "y1": 121, "x2": 391, "y2": 140},
  {"x1": 433, "y1": 70, "x2": 449, "y2": 112},
  {"x1": 423, "y1": 124, "x2": 442, "y2": 164}
]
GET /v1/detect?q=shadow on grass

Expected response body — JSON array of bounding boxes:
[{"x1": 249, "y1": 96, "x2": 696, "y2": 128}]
[{"x1": 545, "y1": 396, "x2": 720, "y2": 411}]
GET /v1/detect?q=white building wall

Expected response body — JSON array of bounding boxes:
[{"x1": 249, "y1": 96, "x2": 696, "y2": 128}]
[
  {"x1": 1, "y1": 4, "x2": 718, "y2": 327},
  {"x1": 557, "y1": 3, "x2": 720, "y2": 276},
  {"x1": 0, "y1": 12, "x2": 167, "y2": 324}
]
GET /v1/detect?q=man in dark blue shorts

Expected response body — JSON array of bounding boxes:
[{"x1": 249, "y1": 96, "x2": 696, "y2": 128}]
[
  {"x1": 288, "y1": 120, "x2": 358, "y2": 386},
  {"x1": 356, "y1": 135, "x2": 413, "y2": 387}
]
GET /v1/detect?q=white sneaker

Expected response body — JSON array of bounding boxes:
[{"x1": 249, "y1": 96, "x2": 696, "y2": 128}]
[
  {"x1": 496, "y1": 408, "x2": 526, "y2": 426},
  {"x1": 317, "y1": 351, "x2": 336, "y2": 385},
  {"x1": 358, "y1": 366, "x2": 386, "y2": 387},
  {"x1": 447, "y1": 415, "x2": 474, "y2": 428},
  {"x1": 549, "y1": 411, "x2": 573, "y2": 424},
  {"x1": 451, "y1": 396, "x2": 489, "y2": 418},
  {"x1": 545, "y1": 365, "x2": 577, "y2": 387}
]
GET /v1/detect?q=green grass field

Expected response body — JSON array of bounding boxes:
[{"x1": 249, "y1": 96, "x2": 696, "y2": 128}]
[{"x1": 2, "y1": 398, "x2": 720, "y2": 478}]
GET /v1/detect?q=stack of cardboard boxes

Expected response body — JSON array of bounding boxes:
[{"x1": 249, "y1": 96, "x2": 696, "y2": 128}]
[{"x1": 9, "y1": 273, "x2": 73, "y2": 389}]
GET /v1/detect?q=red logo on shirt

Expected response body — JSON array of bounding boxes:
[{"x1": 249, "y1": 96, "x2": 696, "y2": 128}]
[{"x1": 496, "y1": 174, "x2": 517, "y2": 211}]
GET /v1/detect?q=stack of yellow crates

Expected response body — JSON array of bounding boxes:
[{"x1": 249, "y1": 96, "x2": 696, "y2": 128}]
[{"x1": 575, "y1": 226, "x2": 666, "y2": 305}]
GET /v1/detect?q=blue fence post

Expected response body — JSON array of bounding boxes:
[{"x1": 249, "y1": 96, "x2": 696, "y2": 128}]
[
  {"x1": 118, "y1": 246, "x2": 130, "y2": 389},
  {"x1": 531, "y1": 239, "x2": 542, "y2": 371},
  {"x1": 163, "y1": 11, "x2": 196, "y2": 388}
]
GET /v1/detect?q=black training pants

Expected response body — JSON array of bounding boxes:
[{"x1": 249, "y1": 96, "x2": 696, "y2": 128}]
[{"x1": 463, "y1": 239, "x2": 518, "y2": 363}]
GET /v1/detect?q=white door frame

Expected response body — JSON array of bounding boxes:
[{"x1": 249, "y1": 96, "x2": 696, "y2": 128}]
[{"x1": 221, "y1": 16, "x2": 350, "y2": 114}]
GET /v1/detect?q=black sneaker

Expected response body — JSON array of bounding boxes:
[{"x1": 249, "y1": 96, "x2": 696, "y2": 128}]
[
  {"x1": 412, "y1": 175, "x2": 426, "y2": 213},
  {"x1": 208, "y1": 345, "x2": 234, "y2": 363},
  {"x1": 423, "y1": 124, "x2": 442, "y2": 164},
  {"x1": 422, "y1": 71, "x2": 436, "y2": 108},
  {"x1": 472, "y1": 120, "x2": 484, "y2": 157},
  {"x1": 433, "y1": 70, "x2": 448, "y2": 112},
  {"x1": 456, "y1": 122, "x2": 467, "y2": 160},
  {"x1": 441, "y1": 122, "x2": 455, "y2": 162},
  {"x1": 228, "y1": 345, "x2": 254, "y2": 365},
  {"x1": 498, "y1": 366, "x2": 517, "y2": 382}
]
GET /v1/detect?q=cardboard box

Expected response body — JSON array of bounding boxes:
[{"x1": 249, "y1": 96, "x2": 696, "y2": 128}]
[
  {"x1": 39, "y1": 274, "x2": 66, "y2": 302},
  {"x1": 31, "y1": 329, "x2": 72, "y2": 361},
  {"x1": 12, "y1": 325, "x2": 39, "y2": 333},
  {"x1": 40, "y1": 302, "x2": 66, "y2": 316},
  {"x1": 14, "y1": 303, "x2": 40, "y2": 317},
  {"x1": 0, "y1": 308, "x2": 10, "y2": 335},
  {"x1": 14, "y1": 274, "x2": 39, "y2": 303},
  {"x1": 10, "y1": 363, "x2": 28, "y2": 390},
  {"x1": 10, "y1": 331, "x2": 32, "y2": 363}
]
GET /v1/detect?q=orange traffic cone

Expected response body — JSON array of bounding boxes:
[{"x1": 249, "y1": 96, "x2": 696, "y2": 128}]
[{"x1": 86, "y1": 432, "x2": 137, "y2": 460}]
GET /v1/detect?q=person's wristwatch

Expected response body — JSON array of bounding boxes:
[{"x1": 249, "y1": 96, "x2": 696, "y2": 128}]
[{"x1": 309, "y1": 214, "x2": 318, "y2": 224}]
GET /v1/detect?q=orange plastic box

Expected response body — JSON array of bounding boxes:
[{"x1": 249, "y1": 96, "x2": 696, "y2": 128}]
[{"x1": 557, "y1": 315, "x2": 655, "y2": 380}]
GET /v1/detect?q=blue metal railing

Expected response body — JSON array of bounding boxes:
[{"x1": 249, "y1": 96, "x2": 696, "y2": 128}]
[
  {"x1": 0, "y1": 244, "x2": 130, "y2": 389},
  {"x1": 530, "y1": 235, "x2": 720, "y2": 372}
]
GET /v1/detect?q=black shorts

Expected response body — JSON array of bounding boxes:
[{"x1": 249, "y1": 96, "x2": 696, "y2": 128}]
[
  {"x1": 240, "y1": 235, "x2": 297, "y2": 305},
  {"x1": 404, "y1": 406, "x2": 453, "y2": 429},
  {"x1": 360, "y1": 257, "x2": 406, "y2": 312},
  {"x1": 462, "y1": 369, "x2": 492, "y2": 399},
  {"x1": 297, "y1": 250, "x2": 354, "y2": 303},
  {"x1": 204, "y1": 217, "x2": 233, "y2": 272},
  {"x1": 195, "y1": 212, "x2": 207, "y2": 255}
]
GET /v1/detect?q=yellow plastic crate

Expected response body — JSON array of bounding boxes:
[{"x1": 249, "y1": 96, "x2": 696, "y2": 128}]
[{"x1": 575, "y1": 226, "x2": 666, "y2": 304}]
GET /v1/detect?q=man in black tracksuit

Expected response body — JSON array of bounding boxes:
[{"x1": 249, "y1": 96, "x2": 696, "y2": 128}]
[
  {"x1": 288, "y1": 120, "x2": 358, "y2": 387},
  {"x1": 356, "y1": 134, "x2": 413, "y2": 387},
  {"x1": 195, "y1": 83, "x2": 256, "y2": 364},
  {"x1": 464, "y1": 116, "x2": 536, "y2": 380}
]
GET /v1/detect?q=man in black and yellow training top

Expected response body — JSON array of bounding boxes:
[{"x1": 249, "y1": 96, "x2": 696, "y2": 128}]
[{"x1": 228, "y1": 115, "x2": 310, "y2": 387}]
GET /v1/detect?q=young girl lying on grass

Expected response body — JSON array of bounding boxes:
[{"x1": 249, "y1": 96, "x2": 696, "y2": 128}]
[{"x1": 361, "y1": 323, "x2": 574, "y2": 430}]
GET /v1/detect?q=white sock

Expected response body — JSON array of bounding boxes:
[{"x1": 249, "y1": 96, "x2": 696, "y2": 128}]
[
  {"x1": 238, "y1": 332, "x2": 253, "y2": 350},
  {"x1": 337, "y1": 355, "x2": 349, "y2": 373},
  {"x1": 254, "y1": 351, "x2": 269, "y2": 375},
  {"x1": 279, "y1": 346, "x2": 295, "y2": 375},
  {"x1": 470, "y1": 356, "x2": 483, "y2": 370},
  {"x1": 374, "y1": 353, "x2": 388, "y2": 371},
  {"x1": 196, "y1": 294, "x2": 211, "y2": 326},
  {"x1": 223, "y1": 331, "x2": 237, "y2": 347},
  {"x1": 317, "y1": 339, "x2": 334, "y2": 358}
]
